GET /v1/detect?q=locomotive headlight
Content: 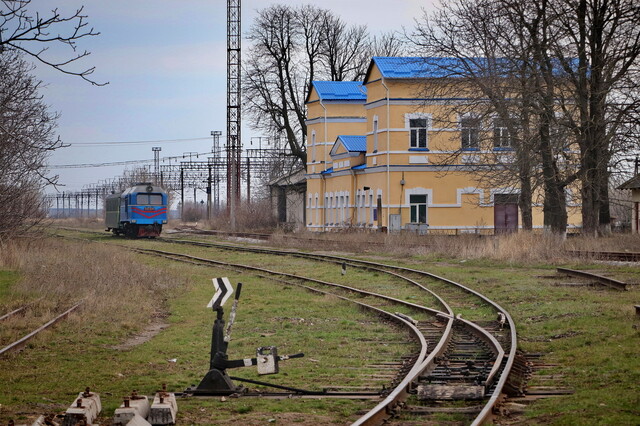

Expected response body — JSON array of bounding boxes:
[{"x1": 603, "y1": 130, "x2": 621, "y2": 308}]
[
  {"x1": 162, "y1": 220, "x2": 167, "y2": 224},
  {"x1": 131, "y1": 219, "x2": 137, "y2": 224}
]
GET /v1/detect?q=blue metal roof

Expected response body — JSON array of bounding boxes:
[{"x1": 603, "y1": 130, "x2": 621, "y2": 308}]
[
  {"x1": 369, "y1": 56, "x2": 578, "y2": 80},
  {"x1": 337, "y1": 135, "x2": 367, "y2": 152},
  {"x1": 371, "y1": 57, "x2": 484, "y2": 79},
  {"x1": 321, "y1": 167, "x2": 334, "y2": 175},
  {"x1": 310, "y1": 81, "x2": 367, "y2": 101}
]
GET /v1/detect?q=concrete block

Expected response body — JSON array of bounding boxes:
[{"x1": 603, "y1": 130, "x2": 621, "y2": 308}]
[
  {"x1": 62, "y1": 389, "x2": 101, "y2": 426},
  {"x1": 148, "y1": 393, "x2": 177, "y2": 425},
  {"x1": 124, "y1": 413, "x2": 151, "y2": 426},
  {"x1": 112, "y1": 396, "x2": 150, "y2": 426}
]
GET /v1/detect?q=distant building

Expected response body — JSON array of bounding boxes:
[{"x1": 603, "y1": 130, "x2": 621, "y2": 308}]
[
  {"x1": 617, "y1": 174, "x2": 640, "y2": 233},
  {"x1": 305, "y1": 57, "x2": 581, "y2": 233},
  {"x1": 269, "y1": 168, "x2": 306, "y2": 230}
]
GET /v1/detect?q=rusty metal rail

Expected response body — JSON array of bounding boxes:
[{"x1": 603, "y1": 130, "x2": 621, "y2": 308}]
[
  {"x1": 134, "y1": 241, "x2": 515, "y2": 425},
  {"x1": 0, "y1": 303, "x2": 82, "y2": 356},
  {"x1": 58, "y1": 229, "x2": 516, "y2": 424},
  {"x1": 557, "y1": 267, "x2": 628, "y2": 291},
  {"x1": 0, "y1": 306, "x2": 27, "y2": 322}
]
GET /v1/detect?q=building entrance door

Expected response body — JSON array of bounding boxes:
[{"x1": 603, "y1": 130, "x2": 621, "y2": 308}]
[{"x1": 494, "y1": 194, "x2": 518, "y2": 234}]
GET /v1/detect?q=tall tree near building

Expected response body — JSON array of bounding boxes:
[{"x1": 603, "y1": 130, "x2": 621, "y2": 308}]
[
  {"x1": 413, "y1": 0, "x2": 640, "y2": 234},
  {"x1": 243, "y1": 4, "x2": 406, "y2": 166},
  {"x1": 549, "y1": 0, "x2": 640, "y2": 234},
  {"x1": 412, "y1": 0, "x2": 579, "y2": 233}
]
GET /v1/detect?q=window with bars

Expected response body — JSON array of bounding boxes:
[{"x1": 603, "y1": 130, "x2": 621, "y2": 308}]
[{"x1": 410, "y1": 118, "x2": 428, "y2": 148}]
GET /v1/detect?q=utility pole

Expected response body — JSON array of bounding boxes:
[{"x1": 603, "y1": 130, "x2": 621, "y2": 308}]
[
  {"x1": 180, "y1": 168, "x2": 185, "y2": 220},
  {"x1": 153, "y1": 147, "x2": 162, "y2": 185},
  {"x1": 207, "y1": 158, "x2": 213, "y2": 221},
  {"x1": 211, "y1": 131, "x2": 222, "y2": 214},
  {"x1": 227, "y1": 0, "x2": 241, "y2": 230}
]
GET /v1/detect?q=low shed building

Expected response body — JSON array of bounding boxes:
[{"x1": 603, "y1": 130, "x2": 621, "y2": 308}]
[{"x1": 618, "y1": 175, "x2": 640, "y2": 233}]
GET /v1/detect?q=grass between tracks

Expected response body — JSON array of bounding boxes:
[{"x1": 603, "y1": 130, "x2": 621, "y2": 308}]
[
  {"x1": 0, "y1": 236, "x2": 408, "y2": 425},
  {"x1": 1, "y1": 229, "x2": 640, "y2": 425}
]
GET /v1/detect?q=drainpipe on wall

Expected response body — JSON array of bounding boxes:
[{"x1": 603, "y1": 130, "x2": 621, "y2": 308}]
[
  {"x1": 381, "y1": 76, "x2": 390, "y2": 232},
  {"x1": 320, "y1": 98, "x2": 328, "y2": 232}
]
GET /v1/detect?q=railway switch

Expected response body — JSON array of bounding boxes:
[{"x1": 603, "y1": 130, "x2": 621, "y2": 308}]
[
  {"x1": 256, "y1": 346, "x2": 278, "y2": 375},
  {"x1": 186, "y1": 278, "x2": 304, "y2": 395}
]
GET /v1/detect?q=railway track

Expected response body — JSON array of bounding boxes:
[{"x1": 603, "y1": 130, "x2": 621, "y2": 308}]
[
  {"x1": 51, "y1": 228, "x2": 519, "y2": 424},
  {"x1": 121, "y1": 236, "x2": 517, "y2": 425},
  {"x1": 0, "y1": 302, "x2": 82, "y2": 356}
]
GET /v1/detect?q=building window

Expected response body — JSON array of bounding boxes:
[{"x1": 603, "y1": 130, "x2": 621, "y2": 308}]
[
  {"x1": 493, "y1": 117, "x2": 512, "y2": 148},
  {"x1": 373, "y1": 116, "x2": 379, "y2": 152},
  {"x1": 461, "y1": 116, "x2": 480, "y2": 150},
  {"x1": 410, "y1": 194, "x2": 428, "y2": 224},
  {"x1": 311, "y1": 131, "x2": 316, "y2": 162},
  {"x1": 410, "y1": 118, "x2": 428, "y2": 148}
]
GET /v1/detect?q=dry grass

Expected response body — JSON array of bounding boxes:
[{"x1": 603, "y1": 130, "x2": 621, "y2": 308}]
[
  {"x1": 270, "y1": 230, "x2": 640, "y2": 264},
  {"x1": 0, "y1": 237, "x2": 186, "y2": 337},
  {"x1": 49, "y1": 217, "x2": 105, "y2": 230},
  {"x1": 204, "y1": 198, "x2": 277, "y2": 231}
]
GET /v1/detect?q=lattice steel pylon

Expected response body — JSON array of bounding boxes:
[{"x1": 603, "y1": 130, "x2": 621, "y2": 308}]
[{"x1": 227, "y1": 0, "x2": 241, "y2": 228}]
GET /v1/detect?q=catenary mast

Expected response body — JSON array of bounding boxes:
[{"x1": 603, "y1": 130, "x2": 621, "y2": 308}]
[{"x1": 227, "y1": 0, "x2": 241, "y2": 229}]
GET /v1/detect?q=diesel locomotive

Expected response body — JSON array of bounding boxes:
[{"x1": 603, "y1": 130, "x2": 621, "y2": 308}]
[{"x1": 105, "y1": 183, "x2": 168, "y2": 237}]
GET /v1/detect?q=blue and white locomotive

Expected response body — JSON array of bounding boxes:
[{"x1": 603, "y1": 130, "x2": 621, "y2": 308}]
[{"x1": 105, "y1": 183, "x2": 168, "y2": 237}]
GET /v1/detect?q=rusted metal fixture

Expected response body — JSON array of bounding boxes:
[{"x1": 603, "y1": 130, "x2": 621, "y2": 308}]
[{"x1": 557, "y1": 267, "x2": 627, "y2": 291}]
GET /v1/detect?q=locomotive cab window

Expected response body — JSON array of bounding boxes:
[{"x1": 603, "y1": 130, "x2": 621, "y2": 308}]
[{"x1": 135, "y1": 194, "x2": 163, "y2": 205}]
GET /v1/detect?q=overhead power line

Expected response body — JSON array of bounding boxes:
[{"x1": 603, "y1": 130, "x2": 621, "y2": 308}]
[
  {"x1": 69, "y1": 136, "x2": 218, "y2": 147},
  {"x1": 49, "y1": 151, "x2": 212, "y2": 169}
]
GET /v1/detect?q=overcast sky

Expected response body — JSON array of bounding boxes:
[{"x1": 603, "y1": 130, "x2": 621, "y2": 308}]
[{"x1": 28, "y1": 1, "x2": 435, "y2": 193}]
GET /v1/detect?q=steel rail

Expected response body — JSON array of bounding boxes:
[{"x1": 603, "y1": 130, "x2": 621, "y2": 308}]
[
  {"x1": 128, "y1": 247, "x2": 432, "y2": 399},
  {"x1": 557, "y1": 267, "x2": 628, "y2": 291},
  {"x1": 58, "y1": 230, "x2": 514, "y2": 423},
  {"x1": 0, "y1": 303, "x2": 82, "y2": 356},
  {"x1": 159, "y1": 237, "x2": 516, "y2": 425},
  {"x1": 0, "y1": 306, "x2": 26, "y2": 322}
]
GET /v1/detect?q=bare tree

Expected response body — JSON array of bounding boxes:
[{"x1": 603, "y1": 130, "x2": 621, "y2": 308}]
[
  {"x1": 244, "y1": 4, "x2": 408, "y2": 166},
  {"x1": 0, "y1": 51, "x2": 61, "y2": 241},
  {"x1": 413, "y1": 0, "x2": 640, "y2": 234},
  {"x1": 412, "y1": 0, "x2": 578, "y2": 233},
  {"x1": 1, "y1": 0, "x2": 105, "y2": 85},
  {"x1": 548, "y1": 0, "x2": 640, "y2": 234}
]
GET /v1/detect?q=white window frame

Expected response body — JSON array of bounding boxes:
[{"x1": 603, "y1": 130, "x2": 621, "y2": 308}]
[
  {"x1": 406, "y1": 113, "x2": 431, "y2": 149},
  {"x1": 460, "y1": 114, "x2": 480, "y2": 150},
  {"x1": 493, "y1": 117, "x2": 512, "y2": 148}
]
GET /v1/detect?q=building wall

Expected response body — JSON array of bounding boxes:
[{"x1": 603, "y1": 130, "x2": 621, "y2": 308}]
[{"x1": 305, "y1": 62, "x2": 582, "y2": 233}]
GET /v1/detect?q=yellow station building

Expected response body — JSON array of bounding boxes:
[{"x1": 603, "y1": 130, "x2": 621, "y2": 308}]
[{"x1": 305, "y1": 57, "x2": 581, "y2": 233}]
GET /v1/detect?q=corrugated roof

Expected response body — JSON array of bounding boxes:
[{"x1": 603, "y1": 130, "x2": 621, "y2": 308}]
[
  {"x1": 371, "y1": 56, "x2": 487, "y2": 79},
  {"x1": 337, "y1": 135, "x2": 367, "y2": 152},
  {"x1": 368, "y1": 56, "x2": 578, "y2": 81},
  {"x1": 310, "y1": 81, "x2": 367, "y2": 101}
]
